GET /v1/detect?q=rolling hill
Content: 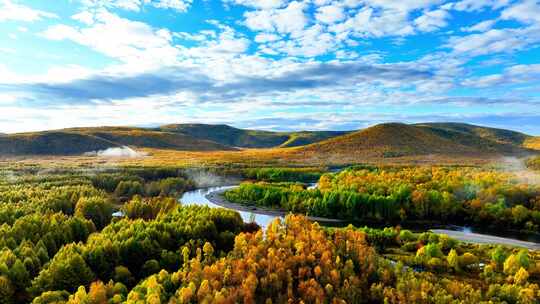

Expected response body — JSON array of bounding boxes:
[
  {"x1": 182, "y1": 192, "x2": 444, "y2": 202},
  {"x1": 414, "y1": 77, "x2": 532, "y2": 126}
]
[
  {"x1": 296, "y1": 123, "x2": 537, "y2": 159},
  {"x1": 0, "y1": 122, "x2": 537, "y2": 158},
  {"x1": 159, "y1": 124, "x2": 349, "y2": 148},
  {"x1": 0, "y1": 127, "x2": 234, "y2": 156},
  {"x1": 414, "y1": 122, "x2": 531, "y2": 146}
]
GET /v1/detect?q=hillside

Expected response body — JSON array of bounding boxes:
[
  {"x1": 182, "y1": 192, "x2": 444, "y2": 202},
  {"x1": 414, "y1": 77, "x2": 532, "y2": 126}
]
[
  {"x1": 1, "y1": 122, "x2": 537, "y2": 159},
  {"x1": 0, "y1": 127, "x2": 234, "y2": 156},
  {"x1": 524, "y1": 137, "x2": 540, "y2": 150},
  {"x1": 159, "y1": 124, "x2": 349, "y2": 148},
  {"x1": 296, "y1": 123, "x2": 536, "y2": 160},
  {"x1": 415, "y1": 122, "x2": 531, "y2": 146},
  {"x1": 0, "y1": 132, "x2": 120, "y2": 155}
]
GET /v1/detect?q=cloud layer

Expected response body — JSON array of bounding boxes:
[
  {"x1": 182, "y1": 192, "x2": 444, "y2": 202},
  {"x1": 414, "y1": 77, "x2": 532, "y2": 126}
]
[{"x1": 0, "y1": 0, "x2": 539, "y2": 134}]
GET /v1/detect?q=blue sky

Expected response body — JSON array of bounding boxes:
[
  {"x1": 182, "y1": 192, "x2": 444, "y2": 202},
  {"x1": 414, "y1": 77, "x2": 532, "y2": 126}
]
[{"x1": 0, "y1": 0, "x2": 539, "y2": 134}]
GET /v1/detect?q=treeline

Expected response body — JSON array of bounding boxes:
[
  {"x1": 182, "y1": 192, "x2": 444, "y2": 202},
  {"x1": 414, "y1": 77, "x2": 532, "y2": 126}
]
[
  {"x1": 51, "y1": 215, "x2": 540, "y2": 303},
  {"x1": 243, "y1": 167, "x2": 325, "y2": 182},
  {"x1": 225, "y1": 167, "x2": 540, "y2": 232},
  {"x1": 90, "y1": 173, "x2": 194, "y2": 200}
]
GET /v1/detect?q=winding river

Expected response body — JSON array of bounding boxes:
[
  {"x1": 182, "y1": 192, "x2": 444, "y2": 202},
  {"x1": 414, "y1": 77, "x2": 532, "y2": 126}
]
[
  {"x1": 180, "y1": 186, "x2": 278, "y2": 228},
  {"x1": 179, "y1": 185, "x2": 540, "y2": 250}
]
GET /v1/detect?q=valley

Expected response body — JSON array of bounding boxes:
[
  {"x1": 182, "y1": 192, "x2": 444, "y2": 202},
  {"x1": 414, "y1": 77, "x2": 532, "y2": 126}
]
[{"x1": 0, "y1": 123, "x2": 539, "y2": 303}]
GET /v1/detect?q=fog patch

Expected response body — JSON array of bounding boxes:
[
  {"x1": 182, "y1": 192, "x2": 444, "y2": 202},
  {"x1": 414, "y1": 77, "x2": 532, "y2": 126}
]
[
  {"x1": 84, "y1": 146, "x2": 148, "y2": 158},
  {"x1": 499, "y1": 157, "x2": 540, "y2": 185},
  {"x1": 0, "y1": 170, "x2": 18, "y2": 183},
  {"x1": 184, "y1": 169, "x2": 240, "y2": 188}
]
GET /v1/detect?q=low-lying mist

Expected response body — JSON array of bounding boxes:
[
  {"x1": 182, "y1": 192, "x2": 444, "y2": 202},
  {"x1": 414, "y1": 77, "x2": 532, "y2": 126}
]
[
  {"x1": 183, "y1": 169, "x2": 241, "y2": 188},
  {"x1": 84, "y1": 146, "x2": 148, "y2": 158},
  {"x1": 499, "y1": 156, "x2": 540, "y2": 185}
]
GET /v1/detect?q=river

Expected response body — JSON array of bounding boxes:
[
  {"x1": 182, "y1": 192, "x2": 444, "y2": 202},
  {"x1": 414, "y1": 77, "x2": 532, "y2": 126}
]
[
  {"x1": 180, "y1": 186, "x2": 279, "y2": 228},
  {"x1": 179, "y1": 185, "x2": 540, "y2": 250}
]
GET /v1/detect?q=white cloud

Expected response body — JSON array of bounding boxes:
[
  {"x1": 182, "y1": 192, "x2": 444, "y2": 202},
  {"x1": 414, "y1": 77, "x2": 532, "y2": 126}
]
[
  {"x1": 414, "y1": 9, "x2": 450, "y2": 32},
  {"x1": 226, "y1": 0, "x2": 285, "y2": 9},
  {"x1": 254, "y1": 33, "x2": 280, "y2": 43},
  {"x1": 501, "y1": 0, "x2": 540, "y2": 25},
  {"x1": 0, "y1": 0, "x2": 57, "y2": 22},
  {"x1": 175, "y1": 30, "x2": 216, "y2": 41},
  {"x1": 316, "y1": 4, "x2": 345, "y2": 24},
  {"x1": 180, "y1": 23, "x2": 250, "y2": 58},
  {"x1": 72, "y1": 11, "x2": 95, "y2": 25},
  {"x1": 244, "y1": 1, "x2": 308, "y2": 34},
  {"x1": 2, "y1": 0, "x2": 539, "y2": 135},
  {"x1": 267, "y1": 24, "x2": 338, "y2": 57},
  {"x1": 462, "y1": 64, "x2": 540, "y2": 87},
  {"x1": 461, "y1": 19, "x2": 496, "y2": 32},
  {"x1": 451, "y1": 0, "x2": 510, "y2": 12},
  {"x1": 362, "y1": 0, "x2": 443, "y2": 12},
  {"x1": 447, "y1": 26, "x2": 540, "y2": 56},
  {"x1": 150, "y1": 0, "x2": 193, "y2": 12},
  {"x1": 81, "y1": 0, "x2": 193, "y2": 12},
  {"x1": 42, "y1": 10, "x2": 179, "y2": 68},
  {"x1": 330, "y1": 6, "x2": 414, "y2": 38}
]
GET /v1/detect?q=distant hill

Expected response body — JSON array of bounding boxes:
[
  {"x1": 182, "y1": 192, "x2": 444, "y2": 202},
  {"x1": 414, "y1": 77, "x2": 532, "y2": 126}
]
[
  {"x1": 296, "y1": 123, "x2": 537, "y2": 159},
  {"x1": 0, "y1": 132, "x2": 120, "y2": 155},
  {"x1": 414, "y1": 122, "x2": 531, "y2": 146},
  {"x1": 1, "y1": 122, "x2": 537, "y2": 158},
  {"x1": 0, "y1": 127, "x2": 234, "y2": 156},
  {"x1": 159, "y1": 124, "x2": 349, "y2": 148}
]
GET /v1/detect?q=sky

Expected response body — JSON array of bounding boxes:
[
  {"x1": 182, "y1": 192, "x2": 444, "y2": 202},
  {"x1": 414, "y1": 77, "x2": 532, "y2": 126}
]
[{"x1": 0, "y1": 0, "x2": 539, "y2": 134}]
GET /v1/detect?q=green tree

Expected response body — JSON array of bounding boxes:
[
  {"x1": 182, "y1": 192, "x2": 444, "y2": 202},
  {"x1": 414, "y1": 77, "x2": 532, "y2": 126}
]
[
  {"x1": 8, "y1": 259, "x2": 29, "y2": 292},
  {"x1": 0, "y1": 275, "x2": 14, "y2": 304},
  {"x1": 141, "y1": 260, "x2": 160, "y2": 278},
  {"x1": 31, "y1": 291, "x2": 70, "y2": 304},
  {"x1": 75, "y1": 196, "x2": 113, "y2": 230},
  {"x1": 511, "y1": 205, "x2": 529, "y2": 225},
  {"x1": 516, "y1": 250, "x2": 530, "y2": 269},
  {"x1": 491, "y1": 246, "x2": 507, "y2": 270},
  {"x1": 30, "y1": 245, "x2": 95, "y2": 296},
  {"x1": 114, "y1": 266, "x2": 134, "y2": 287}
]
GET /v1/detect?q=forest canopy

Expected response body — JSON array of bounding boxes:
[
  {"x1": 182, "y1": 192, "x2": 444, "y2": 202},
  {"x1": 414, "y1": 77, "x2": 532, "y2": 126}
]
[{"x1": 0, "y1": 165, "x2": 539, "y2": 303}]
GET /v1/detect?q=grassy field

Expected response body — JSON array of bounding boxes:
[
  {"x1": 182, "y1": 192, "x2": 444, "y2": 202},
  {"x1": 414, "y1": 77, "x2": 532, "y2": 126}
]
[{"x1": 0, "y1": 146, "x2": 508, "y2": 170}]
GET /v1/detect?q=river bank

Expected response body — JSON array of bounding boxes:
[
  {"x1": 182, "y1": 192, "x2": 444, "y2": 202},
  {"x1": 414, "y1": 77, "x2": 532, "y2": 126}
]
[
  {"x1": 431, "y1": 229, "x2": 540, "y2": 250},
  {"x1": 205, "y1": 189, "x2": 346, "y2": 225},
  {"x1": 180, "y1": 186, "x2": 540, "y2": 251}
]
